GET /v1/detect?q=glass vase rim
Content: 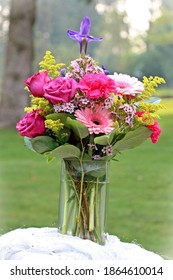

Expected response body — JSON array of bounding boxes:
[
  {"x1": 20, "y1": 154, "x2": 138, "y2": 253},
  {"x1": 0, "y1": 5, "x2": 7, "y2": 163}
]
[{"x1": 62, "y1": 158, "x2": 110, "y2": 162}]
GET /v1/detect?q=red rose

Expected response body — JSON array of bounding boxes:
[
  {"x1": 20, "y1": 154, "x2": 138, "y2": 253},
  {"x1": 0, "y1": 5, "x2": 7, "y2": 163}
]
[
  {"x1": 16, "y1": 110, "x2": 45, "y2": 138},
  {"x1": 43, "y1": 77, "x2": 78, "y2": 104},
  {"x1": 25, "y1": 71, "x2": 51, "y2": 97},
  {"x1": 79, "y1": 73, "x2": 116, "y2": 99}
]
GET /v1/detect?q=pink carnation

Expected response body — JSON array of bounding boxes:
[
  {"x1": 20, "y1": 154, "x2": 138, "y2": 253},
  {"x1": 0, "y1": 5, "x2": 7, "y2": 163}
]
[
  {"x1": 147, "y1": 120, "x2": 162, "y2": 144},
  {"x1": 108, "y1": 72, "x2": 144, "y2": 98},
  {"x1": 79, "y1": 73, "x2": 116, "y2": 99},
  {"x1": 25, "y1": 71, "x2": 51, "y2": 97},
  {"x1": 75, "y1": 105, "x2": 114, "y2": 134}
]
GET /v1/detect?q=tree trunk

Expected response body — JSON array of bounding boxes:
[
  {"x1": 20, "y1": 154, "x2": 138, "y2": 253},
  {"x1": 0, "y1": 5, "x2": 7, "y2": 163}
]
[{"x1": 0, "y1": 0, "x2": 36, "y2": 127}]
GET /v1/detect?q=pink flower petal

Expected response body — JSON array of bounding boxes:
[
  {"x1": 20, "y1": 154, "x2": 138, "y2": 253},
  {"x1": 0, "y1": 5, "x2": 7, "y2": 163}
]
[{"x1": 75, "y1": 105, "x2": 114, "y2": 134}]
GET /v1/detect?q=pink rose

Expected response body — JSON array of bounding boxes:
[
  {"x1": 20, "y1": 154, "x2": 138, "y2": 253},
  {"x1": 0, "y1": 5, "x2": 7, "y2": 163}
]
[
  {"x1": 43, "y1": 77, "x2": 78, "y2": 104},
  {"x1": 16, "y1": 110, "x2": 45, "y2": 138},
  {"x1": 79, "y1": 73, "x2": 116, "y2": 99},
  {"x1": 25, "y1": 71, "x2": 51, "y2": 97}
]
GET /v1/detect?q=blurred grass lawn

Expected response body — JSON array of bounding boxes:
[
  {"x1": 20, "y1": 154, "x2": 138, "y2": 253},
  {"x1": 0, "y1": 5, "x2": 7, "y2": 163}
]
[{"x1": 0, "y1": 98, "x2": 173, "y2": 259}]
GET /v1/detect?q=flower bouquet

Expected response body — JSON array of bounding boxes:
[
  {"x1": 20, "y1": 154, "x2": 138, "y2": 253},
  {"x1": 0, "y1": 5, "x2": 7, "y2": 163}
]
[{"x1": 16, "y1": 16, "x2": 165, "y2": 244}]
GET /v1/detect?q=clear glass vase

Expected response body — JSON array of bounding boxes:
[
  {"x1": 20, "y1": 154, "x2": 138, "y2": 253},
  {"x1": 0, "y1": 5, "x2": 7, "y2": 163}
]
[{"x1": 58, "y1": 159, "x2": 109, "y2": 245}]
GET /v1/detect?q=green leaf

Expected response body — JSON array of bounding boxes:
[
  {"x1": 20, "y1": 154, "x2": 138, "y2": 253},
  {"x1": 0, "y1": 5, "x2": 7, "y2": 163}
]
[
  {"x1": 112, "y1": 126, "x2": 151, "y2": 157},
  {"x1": 56, "y1": 127, "x2": 71, "y2": 144},
  {"x1": 94, "y1": 128, "x2": 118, "y2": 145},
  {"x1": 65, "y1": 117, "x2": 89, "y2": 139},
  {"x1": 83, "y1": 153, "x2": 92, "y2": 160},
  {"x1": 46, "y1": 114, "x2": 89, "y2": 139},
  {"x1": 50, "y1": 144, "x2": 81, "y2": 159},
  {"x1": 30, "y1": 136, "x2": 59, "y2": 154},
  {"x1": 24, "y1": 137, "x2": 36, "y2": 152},
  {"x1": 46, "y1": 112, "x2": 73, "y2": 122},
  {"x1": 71, "y1": 160, "x2": 107, "y2": 178},
  {"x1": 135, "y1": 96, "x2": 161, "y2": 106},
  {"x1": 143, "y1": 97, "x2": 161, "y2": 104},
  {"x1": 84, "y1": 161, "x2": 108, "y2": 177}
]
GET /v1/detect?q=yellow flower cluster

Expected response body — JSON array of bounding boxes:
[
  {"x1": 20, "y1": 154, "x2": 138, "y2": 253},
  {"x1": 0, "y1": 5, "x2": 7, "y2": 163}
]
[
  {"x1": 45, "y1": 119, "x2": 64, "y2": 133},
  {"x1": 39, "y1": 51, "x2": 65, "y2": 78},
  {"x1": 136, "y1": 76, "x2": 166, "y2": 101},
  {"x1": 113, "y1": 95, "x2": 124, "y2": 107},
  {"x1": 25, "y1": 97, "x2": 53, "y2": 115},
  {"x1": 138, "y1": 101, "x2": 163, "y2": 121},
  {"x1": 135, "y1": 113, "x2": 155, "y2": 126},
  {"x1": 138, "y1": 101, "x2": 162, "y2": 113}
]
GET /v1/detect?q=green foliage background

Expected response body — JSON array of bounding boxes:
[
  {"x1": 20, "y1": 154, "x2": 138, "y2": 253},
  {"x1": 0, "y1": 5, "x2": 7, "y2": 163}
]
[
  {"x1": 1, "y1": 0, "x2": 173, "y2": 88},
  {"x1": 33, "y1": 0, "x2": 173, "y2": 88}
]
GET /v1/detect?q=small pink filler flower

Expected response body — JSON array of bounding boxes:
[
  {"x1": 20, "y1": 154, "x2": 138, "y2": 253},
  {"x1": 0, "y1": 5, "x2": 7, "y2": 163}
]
[
  {"x1": 109, "y1": 72, "x2": 144, "y2": 98},
  {"x1": 75, "y1": 105, "x2": 114, "y2": 134}
]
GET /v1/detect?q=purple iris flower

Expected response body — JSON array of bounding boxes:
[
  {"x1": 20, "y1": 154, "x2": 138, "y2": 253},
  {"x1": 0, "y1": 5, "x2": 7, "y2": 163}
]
[{"x1": 67, "y1": 16, "x2": 103, "y2": 54}]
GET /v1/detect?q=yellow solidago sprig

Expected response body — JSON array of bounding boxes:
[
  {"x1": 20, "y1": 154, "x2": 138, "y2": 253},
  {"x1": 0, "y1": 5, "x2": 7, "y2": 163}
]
[
  {"x1": 137, "y1": 101, "x2": 163, "y2": 120},
  {"x1": 45, "y1": 119, "x2": 64, "y2": 133},
  {"x1": 25, "y1": 97, "x2": 54, "y2": 116},
  {"x1": 39, "y1": 50, "x2": 65, "y2": 78},
  {"x1": 135, "y1": 112, "x2": 155, "y2": 126},
  {"x1": 135, "y1": 76, "x2": 166, "y2": 101}
]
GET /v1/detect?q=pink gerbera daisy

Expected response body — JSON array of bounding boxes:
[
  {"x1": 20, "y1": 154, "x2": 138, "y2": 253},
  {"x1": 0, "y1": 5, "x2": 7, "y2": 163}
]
[
  {"x1": 74, "y1": 105, "x2": 114, "y2": 134},
  {"x1": 108, "y1": 72, "x2": 144, "y2": 98}
]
